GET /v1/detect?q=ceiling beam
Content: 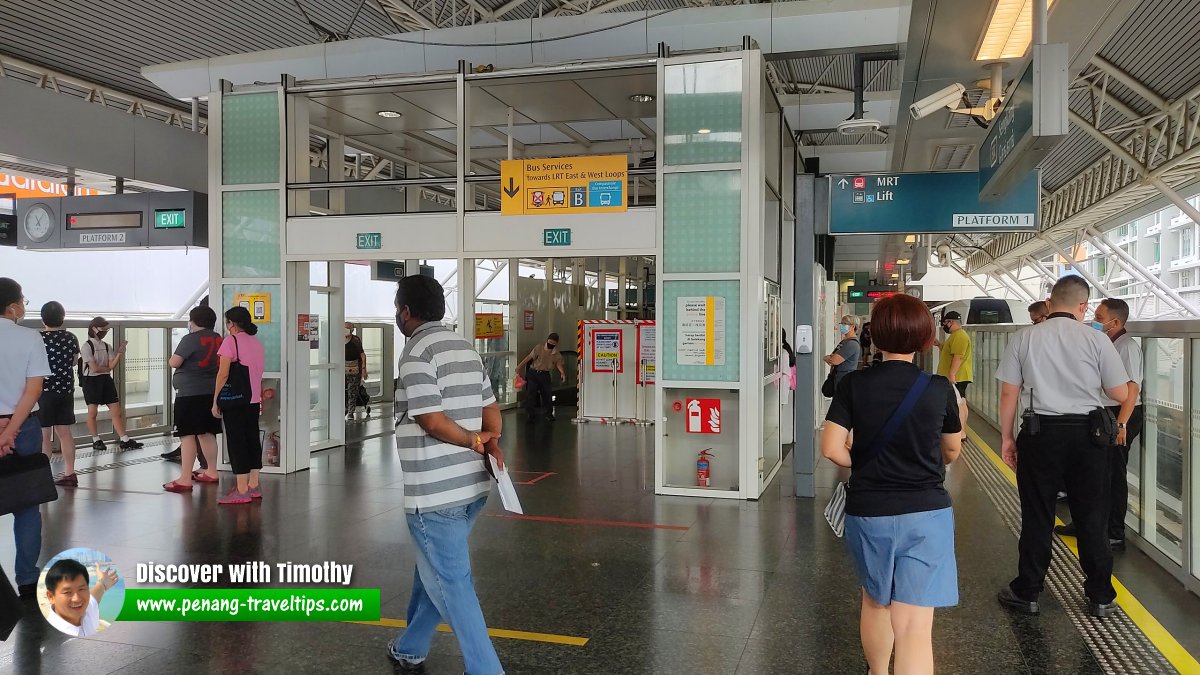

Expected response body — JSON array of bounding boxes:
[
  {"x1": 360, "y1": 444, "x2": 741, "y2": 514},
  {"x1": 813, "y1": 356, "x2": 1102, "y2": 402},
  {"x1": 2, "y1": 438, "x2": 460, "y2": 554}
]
[
  {"x1": 481, "y1": 126, "x2": 525, "y2": 152},
  {"x1": 377, "y1": 0, "x2": 438, "y2": 30},
  {"x1": 626, "y1": 117, "x2": 655, "y2": 140},
  {"x1": 551, "y1": 122, "x2": 593, "y2": 148}
]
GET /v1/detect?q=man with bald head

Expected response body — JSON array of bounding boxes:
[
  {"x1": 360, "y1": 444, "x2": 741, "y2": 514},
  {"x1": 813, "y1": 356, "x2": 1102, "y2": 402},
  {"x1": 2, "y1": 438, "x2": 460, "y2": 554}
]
[{"x1": 994, "y1": 275, "x2": 1130, "y2": 619}]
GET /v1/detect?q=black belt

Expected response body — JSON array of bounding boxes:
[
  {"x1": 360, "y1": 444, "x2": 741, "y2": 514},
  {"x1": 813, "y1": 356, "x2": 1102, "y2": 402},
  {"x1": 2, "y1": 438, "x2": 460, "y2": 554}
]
[
  {"x1": 0, "y1": 414, "x2": 11, "y2": 420},
  {"x1": 1034, "y1": 414, "x2": 1089, "y2": 425}
]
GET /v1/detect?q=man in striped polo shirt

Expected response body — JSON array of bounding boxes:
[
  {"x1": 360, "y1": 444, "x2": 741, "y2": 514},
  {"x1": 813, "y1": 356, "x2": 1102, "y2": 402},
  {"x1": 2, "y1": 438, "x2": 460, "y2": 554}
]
[{"x1": 387, "y1": 275, "x2": 505, "y2": 675}]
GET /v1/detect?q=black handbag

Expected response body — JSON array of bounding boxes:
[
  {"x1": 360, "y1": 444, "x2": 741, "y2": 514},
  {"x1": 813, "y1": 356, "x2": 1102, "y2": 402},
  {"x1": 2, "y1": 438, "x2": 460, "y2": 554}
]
[
  {"x1": 0, "y1": 451, "x2": 59, "y2": 517},
  {"x1": 821, "y1": 369, "x2": 837, "y2": 398},
  {"x1": 0, "y1": 563, "x2": 21, "y2": 642},
  {"x1": 216, "y1": 334, "x2": 253, "y2": 411},
  {"x1": 355, "y1": 384, "x2": 370, "y2": 407}
]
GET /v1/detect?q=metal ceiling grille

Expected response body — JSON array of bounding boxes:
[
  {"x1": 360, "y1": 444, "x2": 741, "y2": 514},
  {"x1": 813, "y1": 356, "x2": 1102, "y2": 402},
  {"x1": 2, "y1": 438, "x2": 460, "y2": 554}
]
[
  {"x1": 774, "y1": 54, "x2": 897, "y2": 95},
  {"x1": 1097, "y1": 0, "x2": 1200, "y2": 101},
  {"x1": 931, "y1": 144, "x2": 974, "y2": 171}
]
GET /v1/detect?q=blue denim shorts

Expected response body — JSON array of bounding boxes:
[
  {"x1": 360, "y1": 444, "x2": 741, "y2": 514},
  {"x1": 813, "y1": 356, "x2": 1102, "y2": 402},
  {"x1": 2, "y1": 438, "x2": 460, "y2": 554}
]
[{"x1": 844, "y1": 507, "x2": 959, "y2": 608}]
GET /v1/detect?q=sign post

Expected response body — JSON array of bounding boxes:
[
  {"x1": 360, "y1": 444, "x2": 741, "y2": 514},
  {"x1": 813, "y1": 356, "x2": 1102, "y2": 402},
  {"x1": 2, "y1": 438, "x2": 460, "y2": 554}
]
[
  {"x1": 828, "y1": 170, "x2": 1039, "y2": 235},
  {"x1": 979, "y1": 44, "x2": 1069, "y2": 201},
  {"x1": 501, "y1": 155, "x2": 628, "y2": 216}
]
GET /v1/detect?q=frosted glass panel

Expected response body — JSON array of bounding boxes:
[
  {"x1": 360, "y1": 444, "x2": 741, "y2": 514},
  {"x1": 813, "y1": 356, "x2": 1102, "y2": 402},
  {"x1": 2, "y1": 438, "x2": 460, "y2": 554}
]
[
  {"x1": 663, "y1": 60, "x2": 743, "y2": 165},
  {"x1": 222, "y1": 191, "x2": 280, "y2": 278},
  {"x1": 222, "y1": 92, "x2": 280, "y2": 185},
  {"x1": 663, "y1": 171, "x2": 741, "y2": 273},
  {"x1": 661, "y1": 280, "x2": 740, "y2": 382},
  {"x1": 222, "y1": 284, "x2": 282, "y2": 373}
]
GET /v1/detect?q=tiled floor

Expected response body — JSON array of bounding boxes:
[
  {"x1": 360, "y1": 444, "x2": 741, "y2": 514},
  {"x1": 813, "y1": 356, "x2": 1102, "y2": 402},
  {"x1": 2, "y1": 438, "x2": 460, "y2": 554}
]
[{"x1": 1, "y1": 408, "x2": 1195, "y2": 674}]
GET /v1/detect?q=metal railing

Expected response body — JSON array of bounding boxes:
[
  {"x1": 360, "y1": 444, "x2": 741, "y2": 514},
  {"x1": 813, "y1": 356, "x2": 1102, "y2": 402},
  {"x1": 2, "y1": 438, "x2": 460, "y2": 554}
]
[{"x1": 965, "y1": 320, "x2": 1199, "y2": 596}]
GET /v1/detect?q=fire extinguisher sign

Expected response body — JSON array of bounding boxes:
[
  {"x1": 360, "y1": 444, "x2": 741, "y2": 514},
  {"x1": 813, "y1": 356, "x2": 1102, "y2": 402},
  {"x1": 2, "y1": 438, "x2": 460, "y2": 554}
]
[{"x1": 685, "y1": 398, "x2": 721, "y2": 434}]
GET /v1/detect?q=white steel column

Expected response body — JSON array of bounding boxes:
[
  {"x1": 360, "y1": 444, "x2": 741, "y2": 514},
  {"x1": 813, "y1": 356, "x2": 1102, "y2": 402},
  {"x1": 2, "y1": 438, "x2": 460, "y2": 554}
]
[
  {"x1": 1085, "y1": 227, "x2": 1200, "y2": 316},
  {"x1": 1039, "y1": 236, "x2": 1113, "y2": 298},
  {"x1": 1149, "y1": 177, "x2": 1200, "y2": 226}
]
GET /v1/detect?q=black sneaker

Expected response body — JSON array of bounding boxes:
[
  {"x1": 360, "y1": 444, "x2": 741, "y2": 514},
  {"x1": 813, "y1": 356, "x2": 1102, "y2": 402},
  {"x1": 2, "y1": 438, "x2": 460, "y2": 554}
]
[
  {"x1": 17, "y1": 583, "x2": 37, "y2": 599},
  {"x1": 1088, "y1": 600, "x2": 1118, "y2": 618},
  {"x1": 1054, "y1": 523, "x2": 1078, "y2": 537},
  {"x1": 161, "y1": 447, "x2": 182, "y2": 461},
  {"x1": 120, "y1": 438, "x2": 145, "y2": 450},
  {"x1": 91, "y1": 439, "x2": 106, "y2": 451},
  {"x1": 1110, "y1": 538, "x2": 1126, "y2": 551},
  {"x1": 1056, "y1": 491, "x2": 1068, "y2": 502},
  {"x1": 997, "y1": 587, "x2": 1039, "y2": 615}
]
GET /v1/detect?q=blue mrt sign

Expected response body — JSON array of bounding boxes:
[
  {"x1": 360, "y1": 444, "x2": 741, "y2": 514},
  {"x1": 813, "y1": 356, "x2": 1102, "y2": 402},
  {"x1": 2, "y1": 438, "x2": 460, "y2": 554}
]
[{"x1": 828, "y1": 170, "x2": 1039, "y2": 235}]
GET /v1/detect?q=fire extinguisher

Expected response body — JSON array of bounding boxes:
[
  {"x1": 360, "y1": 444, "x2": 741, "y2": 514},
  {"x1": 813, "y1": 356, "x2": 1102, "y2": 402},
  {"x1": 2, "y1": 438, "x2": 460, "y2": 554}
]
[
  {"x1": 266, "y1": 431, "x2": 280, "y2": 466},
  {"x1": 696, "y1": 449, "x2": 714, "y2": 487}
]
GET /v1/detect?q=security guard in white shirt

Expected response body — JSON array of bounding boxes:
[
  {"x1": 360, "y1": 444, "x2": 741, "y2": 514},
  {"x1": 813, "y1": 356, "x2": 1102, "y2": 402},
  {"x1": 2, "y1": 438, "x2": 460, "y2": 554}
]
[
  {"x1": 1056, "y1": 298, "x2": 1143, "y2": 549},
  {"x1": 994, "y1": 276, "x2": 1129, "y2": 618},
  {"x1": 0, "y1": 277, "x2": 52, "y2": 597}
]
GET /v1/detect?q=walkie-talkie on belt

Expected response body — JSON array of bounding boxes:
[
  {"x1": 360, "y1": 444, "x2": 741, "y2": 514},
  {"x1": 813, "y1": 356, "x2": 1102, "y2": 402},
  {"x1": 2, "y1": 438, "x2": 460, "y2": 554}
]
[{"x1": 1021, "y1": 388, "x2": 1040, "y2": 436}]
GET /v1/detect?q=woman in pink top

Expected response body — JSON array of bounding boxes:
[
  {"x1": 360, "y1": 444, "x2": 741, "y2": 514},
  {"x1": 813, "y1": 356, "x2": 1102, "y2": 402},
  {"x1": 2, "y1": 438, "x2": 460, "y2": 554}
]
[{"x1": 212, "y1": 306, "x2": 266, "y2": 504}]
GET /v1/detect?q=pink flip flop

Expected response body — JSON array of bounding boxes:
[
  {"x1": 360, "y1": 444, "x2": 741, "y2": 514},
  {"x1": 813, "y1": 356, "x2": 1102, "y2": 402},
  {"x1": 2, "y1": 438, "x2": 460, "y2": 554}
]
[{"x1": 163, "y1": 480, "x2": 193, "y2": 493}]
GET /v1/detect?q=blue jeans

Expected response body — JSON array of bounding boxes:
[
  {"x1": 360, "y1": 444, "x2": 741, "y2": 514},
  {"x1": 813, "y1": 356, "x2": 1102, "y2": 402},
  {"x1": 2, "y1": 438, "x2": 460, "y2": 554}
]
[
  {"x1": 10, "y1": 417, "x2": 43, "y2": 586},
  {"x1": 391, "y1": 496, "x2": 502, "y2": 675}
]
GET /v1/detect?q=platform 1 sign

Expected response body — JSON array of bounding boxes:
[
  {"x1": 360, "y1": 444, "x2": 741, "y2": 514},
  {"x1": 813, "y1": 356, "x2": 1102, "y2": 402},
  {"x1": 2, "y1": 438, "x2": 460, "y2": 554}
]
[
  {"x1": 828, "y1": 170, "x2": 1039, "y2": 235},
  {"x1": 501, "y1": 155, "x2": 627, "y2": 216}
]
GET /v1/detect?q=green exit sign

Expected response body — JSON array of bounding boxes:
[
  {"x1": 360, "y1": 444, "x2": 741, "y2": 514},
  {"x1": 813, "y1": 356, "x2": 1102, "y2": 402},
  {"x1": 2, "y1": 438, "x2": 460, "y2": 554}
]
[
  {"x1": 356, "y1": 232, "x2": 382, "y2": 250},
  {"x1": 154, "y1": 209, "x2": 186, "y2": 229},
  {"x1": 543, "y1": 228, "x2": 571, "y2": 246}
]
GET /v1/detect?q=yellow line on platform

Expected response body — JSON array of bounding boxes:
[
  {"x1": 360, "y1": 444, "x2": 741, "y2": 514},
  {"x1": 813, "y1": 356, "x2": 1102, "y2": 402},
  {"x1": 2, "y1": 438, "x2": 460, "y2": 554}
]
[
  {"x1": 966, "y1": 427, "x2": 1200, "y2": 675},
  {"x1": 346, "y1": 618, "x2": 590, "y2": 647}
]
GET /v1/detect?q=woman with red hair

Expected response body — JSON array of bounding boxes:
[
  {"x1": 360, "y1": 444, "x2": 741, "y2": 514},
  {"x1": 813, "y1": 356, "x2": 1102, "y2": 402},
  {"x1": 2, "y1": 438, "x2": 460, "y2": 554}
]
[{"x1": 821, "y1": 294, "x2": 963, "y2": 675}]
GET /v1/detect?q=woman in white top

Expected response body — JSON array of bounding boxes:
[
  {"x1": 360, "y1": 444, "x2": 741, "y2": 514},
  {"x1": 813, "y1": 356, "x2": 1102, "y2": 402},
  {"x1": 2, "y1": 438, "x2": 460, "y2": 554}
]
[{"x1": 80, "y1": 316, "x2": 143, "y2": 451}]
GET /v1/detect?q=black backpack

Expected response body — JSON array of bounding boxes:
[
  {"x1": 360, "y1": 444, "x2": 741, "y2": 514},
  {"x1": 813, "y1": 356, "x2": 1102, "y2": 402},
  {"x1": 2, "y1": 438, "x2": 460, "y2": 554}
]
[{"x1": 76, "y1": 340, "x2": 95, "y2": 382}]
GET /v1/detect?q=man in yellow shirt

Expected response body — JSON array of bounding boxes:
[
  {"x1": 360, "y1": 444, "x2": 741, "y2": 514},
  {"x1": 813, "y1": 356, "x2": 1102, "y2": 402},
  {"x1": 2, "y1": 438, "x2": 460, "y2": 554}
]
[{"x1": 937, "y1": 311, "x2": 973, "y2": 397}]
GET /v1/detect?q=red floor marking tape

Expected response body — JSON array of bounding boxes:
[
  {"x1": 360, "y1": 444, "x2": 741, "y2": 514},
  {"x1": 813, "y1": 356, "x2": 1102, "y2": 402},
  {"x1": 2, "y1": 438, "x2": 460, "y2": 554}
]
[
  {"x1": 511, "y1": 471, "x2": 557, "y2": 486},
  {"x1": 487, "y1": 513, "x2": 689, "y2": 531}
]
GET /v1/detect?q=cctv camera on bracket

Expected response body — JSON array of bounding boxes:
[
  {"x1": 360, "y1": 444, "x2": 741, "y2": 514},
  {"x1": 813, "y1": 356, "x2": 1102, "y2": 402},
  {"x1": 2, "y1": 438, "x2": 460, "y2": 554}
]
[{"x1": 909, "y1": 84, "x2": 967, "y2": 121}]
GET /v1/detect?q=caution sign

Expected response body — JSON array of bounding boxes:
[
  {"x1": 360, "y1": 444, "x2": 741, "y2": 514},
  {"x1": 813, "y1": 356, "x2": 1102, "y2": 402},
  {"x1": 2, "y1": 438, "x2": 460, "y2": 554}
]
[
  {"x1": 474, "y1": 313, "x2": 504, "y2": 339},
  {"x1": 501, "y1": 155, "x2": 627, "y2": 216}
]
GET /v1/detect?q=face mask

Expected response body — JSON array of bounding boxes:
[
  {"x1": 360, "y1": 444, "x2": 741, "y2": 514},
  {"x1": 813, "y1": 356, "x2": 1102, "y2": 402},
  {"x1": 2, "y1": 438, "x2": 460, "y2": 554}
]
[
  {"x1": 838, "y1": 324, "x2": 850, "y2": 336},
  {"x1": 546, "y1": 342, "x2": 556, "y2": 350},
  {"x1": 395, "y1": 310, "x2": 412, "y2": 338},
  {"x1": 95, "y1": 330, "x2": 108, "y2": 340},
  {"x1": 344, "y1": 329, "x2": 352, "y2": 337}
]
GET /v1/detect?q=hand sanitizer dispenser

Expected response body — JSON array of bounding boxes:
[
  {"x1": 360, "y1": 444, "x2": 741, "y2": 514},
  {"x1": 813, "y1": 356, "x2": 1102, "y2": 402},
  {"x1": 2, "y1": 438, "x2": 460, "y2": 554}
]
[{"x1": 796, "y1": 325, "x2": 813, "y2": 354}]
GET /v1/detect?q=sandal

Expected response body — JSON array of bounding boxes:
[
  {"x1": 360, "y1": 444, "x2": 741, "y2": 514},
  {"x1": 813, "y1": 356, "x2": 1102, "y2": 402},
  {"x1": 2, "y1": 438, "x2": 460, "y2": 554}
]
[
  {"x1": 54, "y1": 473, "x2": 79, "y2": 487},
  {"x1": 163, "y1": 480, "x2": 193, "y2": 493},
  {"x1": 192, "y1": 471, "x2": 219, "y2": 484}
]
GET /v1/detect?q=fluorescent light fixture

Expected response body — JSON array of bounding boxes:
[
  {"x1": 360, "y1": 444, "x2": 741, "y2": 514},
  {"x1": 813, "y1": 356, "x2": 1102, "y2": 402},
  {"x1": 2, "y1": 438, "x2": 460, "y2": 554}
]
[
  {"x1": 697, "y1": 128, "x2": 712, "y2": 134},
  {"x1": 975, "y1": 0, "x2": 1057, "y2": 61},
  {"x1": 904, "y1": 234, "x2": 918, "y2": 244},
  {"x1": 629, "y1": 94, "x2": 655, "y2": 103},
  {"x1": 377, "y1": 110, "x2": 403, "y2": 118},
  {"x1": 896, "y1": 258, "x2": 911, "y2": 265},
  {"x1": 890, "y1": 272, "x2": 899, "y2": 278}
]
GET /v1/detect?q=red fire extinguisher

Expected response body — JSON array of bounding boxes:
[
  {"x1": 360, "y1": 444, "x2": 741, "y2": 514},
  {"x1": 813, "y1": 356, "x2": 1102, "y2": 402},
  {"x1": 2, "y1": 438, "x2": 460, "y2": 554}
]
[
  {"x1": 266, "y1": 431, "x2": 280, "y2": 467},
  {"x1": 697, "y1": 449, "x2": 714, "y2": 487}
]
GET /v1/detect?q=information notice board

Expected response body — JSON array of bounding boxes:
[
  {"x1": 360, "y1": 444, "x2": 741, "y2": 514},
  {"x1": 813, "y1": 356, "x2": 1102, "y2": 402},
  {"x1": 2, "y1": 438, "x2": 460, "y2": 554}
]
[{"x1": 677, "y1": 296, "x2": 726, "y2": 367}]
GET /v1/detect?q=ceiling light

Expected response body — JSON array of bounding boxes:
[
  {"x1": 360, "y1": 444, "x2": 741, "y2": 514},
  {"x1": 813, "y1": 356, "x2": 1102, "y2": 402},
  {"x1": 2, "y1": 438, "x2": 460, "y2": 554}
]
[
  {"x1": 904, "y1": 235, "x2": 918, "y2": 244},
  {"x1": 629, "y1": 94, "x2": 654, "y2": 103},
  {"x1": 697, "y1": 128, "x2": 712, "y2": 134},
  {"x1": 975, "y1": 0, "x2": 1057, "y2": 61},
  {"x1": 890, "y1": 272, "x2": 899, "y2": 278},
  {"x1": 377, "y1": 110, "x2": 402, "y2": 118},
  {"x1": 896, "y1": 258, "x2": 911, "y2": 265}
]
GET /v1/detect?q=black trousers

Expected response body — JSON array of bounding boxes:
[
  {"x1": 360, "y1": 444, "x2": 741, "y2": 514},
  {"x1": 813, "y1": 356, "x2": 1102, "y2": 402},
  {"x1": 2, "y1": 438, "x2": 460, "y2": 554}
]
[
  {"x1": 1107, "y1": 404, "x2": 1144, "y2": 540},
  {"x1": 1012, "y1": 419, "x2": 1116, "y2": 604},
  {"x1": 222, "y1": 404, "x2": 262, "y2": 475},
  {"x1": 525, "y1": 369, "x2": 553, "y2": 419}
]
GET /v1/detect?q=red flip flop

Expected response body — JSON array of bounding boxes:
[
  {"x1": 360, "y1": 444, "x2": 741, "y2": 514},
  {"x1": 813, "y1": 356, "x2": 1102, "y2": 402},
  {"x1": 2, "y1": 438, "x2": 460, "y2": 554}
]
[
  {"x1": 192, "y1": 471, "x2": 219, "y2": 484},
  {"x1": 163, "y1": 480, "x2": 193, "y2": 493}
]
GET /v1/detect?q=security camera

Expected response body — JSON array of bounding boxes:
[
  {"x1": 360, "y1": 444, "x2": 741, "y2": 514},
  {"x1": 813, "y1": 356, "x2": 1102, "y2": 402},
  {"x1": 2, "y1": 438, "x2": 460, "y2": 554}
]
[
  {"x1": 909, "y1": 83, "x2": 966, "y2": 120},
  {"x1": 934, "y1": 242, "x2": 951, "y2": 267}
]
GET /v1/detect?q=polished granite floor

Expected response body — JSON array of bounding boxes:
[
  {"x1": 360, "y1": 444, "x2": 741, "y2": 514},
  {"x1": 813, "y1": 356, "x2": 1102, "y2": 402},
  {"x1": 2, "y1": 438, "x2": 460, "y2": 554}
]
[{"x1": 1, "y1": 408, "x2": 1196, "y2": 674}]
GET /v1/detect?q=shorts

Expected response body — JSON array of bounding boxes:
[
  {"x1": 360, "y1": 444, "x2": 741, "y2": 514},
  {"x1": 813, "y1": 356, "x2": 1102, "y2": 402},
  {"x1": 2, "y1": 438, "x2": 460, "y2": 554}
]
[
  {"x1": 844, "y1": 507, "x2": 959, "y2": 608},
  {"x1": 173, "y1": 395, "x2": 223, "y2": 437},
  {"x1": 954, "y1": 381, "x2": 970, "y2": 398},
  {"x1": 81, "y1": 375, "x2": 119, "y2": 406},
  {"x1": 38, "y1": 391, "x2": 76, "y2": 427}
]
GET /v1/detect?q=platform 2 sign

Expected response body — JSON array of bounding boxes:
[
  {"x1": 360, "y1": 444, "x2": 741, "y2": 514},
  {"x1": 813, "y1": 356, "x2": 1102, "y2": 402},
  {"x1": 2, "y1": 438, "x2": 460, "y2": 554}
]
[
  {"x1": 828, "y1": 170, "x2": 1039, "y2": 235},
  {"x1": 501, "y1": 155, "x2": 627, "y2": 216}
]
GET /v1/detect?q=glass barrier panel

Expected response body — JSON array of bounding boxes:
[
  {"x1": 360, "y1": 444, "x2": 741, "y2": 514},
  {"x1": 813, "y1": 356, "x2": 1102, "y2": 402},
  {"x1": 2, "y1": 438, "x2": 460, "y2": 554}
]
[
  {"x1": 1143, "y1": 337, "x2": 1185, "y2": 563},
  {"x1": 121, "y1": 327, "x2": 168, "y2": 433},
  {"x1": 310, "y1": 365, "x2": 332, "y2": 445},
  {"x1": 360, "y1": 326, "x2": 385, "y2": 399}
]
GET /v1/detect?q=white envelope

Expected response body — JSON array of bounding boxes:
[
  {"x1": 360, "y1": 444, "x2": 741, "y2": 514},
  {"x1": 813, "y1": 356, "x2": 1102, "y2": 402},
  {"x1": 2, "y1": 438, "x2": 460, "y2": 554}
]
[{"x1": 490, "y1": 455, "x2": 523, "y2": 514}]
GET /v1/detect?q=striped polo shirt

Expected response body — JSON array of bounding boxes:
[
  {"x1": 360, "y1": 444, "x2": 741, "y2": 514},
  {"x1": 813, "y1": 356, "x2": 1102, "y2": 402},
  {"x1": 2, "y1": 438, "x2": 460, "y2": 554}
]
[{"x1": 395, "y1": 321, "x2": 496, "y2": 513}]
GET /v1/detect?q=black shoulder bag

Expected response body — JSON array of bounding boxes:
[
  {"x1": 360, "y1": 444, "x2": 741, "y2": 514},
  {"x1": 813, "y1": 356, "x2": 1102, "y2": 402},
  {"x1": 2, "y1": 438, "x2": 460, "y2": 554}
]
[
  {"x1": 216, "y1": 334, "x2": 253, "y2": 410},
  {"x1": 0, "y1": 451, "x2": 58, "y2": 517}
]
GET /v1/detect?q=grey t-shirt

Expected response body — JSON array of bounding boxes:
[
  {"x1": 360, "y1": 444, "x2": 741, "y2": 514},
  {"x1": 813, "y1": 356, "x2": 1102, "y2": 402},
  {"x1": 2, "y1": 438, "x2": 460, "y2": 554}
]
[
  {"x1": 995, "y1": 316, "x2": 1128, "y2": 415},
  {"x1": 172, "y1": 329, "x2": 223, "y2": 397},
  {"x1": 833, "y1": 338, "x2": 861, "y2": 382},
  {"x1": 1103, "y1": 332, "x2": 1143, "y2": 407}
]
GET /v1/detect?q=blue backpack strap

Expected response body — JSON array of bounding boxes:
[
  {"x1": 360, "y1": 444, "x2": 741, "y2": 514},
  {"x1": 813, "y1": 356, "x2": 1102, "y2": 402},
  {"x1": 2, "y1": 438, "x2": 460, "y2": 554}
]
[{"x1": 861, "y1": 371, "x2": 932, "y2": 465}]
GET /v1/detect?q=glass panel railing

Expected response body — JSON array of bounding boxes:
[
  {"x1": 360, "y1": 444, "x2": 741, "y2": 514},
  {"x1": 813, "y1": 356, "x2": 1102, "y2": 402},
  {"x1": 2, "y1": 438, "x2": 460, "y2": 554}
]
[{"x1": 1144, "y1": 337, "x2": 1186, "y2": 563}]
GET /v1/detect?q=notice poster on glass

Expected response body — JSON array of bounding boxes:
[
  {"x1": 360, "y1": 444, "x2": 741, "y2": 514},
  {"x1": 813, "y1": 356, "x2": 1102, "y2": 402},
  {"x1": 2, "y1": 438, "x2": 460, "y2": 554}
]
[
  {"x1": 592, "y1": 330, "x2": 623, "y2": 373},
  {"x1": 637, "y1": 324, "x2": 656, "y2": 384},
  {"x1": 677, "y1": 296, "x2": 726, "y2": 366}
]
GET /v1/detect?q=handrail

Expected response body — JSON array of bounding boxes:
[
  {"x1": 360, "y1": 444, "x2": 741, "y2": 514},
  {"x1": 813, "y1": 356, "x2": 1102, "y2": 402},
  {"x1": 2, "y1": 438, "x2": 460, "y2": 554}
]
[{"x1": 965, "y1": 319, "x2": 1200, "y2": 337}]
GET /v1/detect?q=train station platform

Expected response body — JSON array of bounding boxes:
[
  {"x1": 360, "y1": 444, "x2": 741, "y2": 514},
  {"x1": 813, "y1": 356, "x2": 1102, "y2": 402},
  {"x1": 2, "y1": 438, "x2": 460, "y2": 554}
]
[{"x1": 3, "y1": 408, "x2": 1198, "y2": 674}]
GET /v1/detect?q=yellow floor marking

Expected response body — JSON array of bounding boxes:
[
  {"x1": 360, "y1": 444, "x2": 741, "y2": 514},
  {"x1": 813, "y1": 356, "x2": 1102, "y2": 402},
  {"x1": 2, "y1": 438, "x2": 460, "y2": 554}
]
[
  {"x1": 967, "y1": 427, "x2": 1200, "y2": 674},
  {"x1": 346, "y1": 618, "x2": 590, "y2": 647}
]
